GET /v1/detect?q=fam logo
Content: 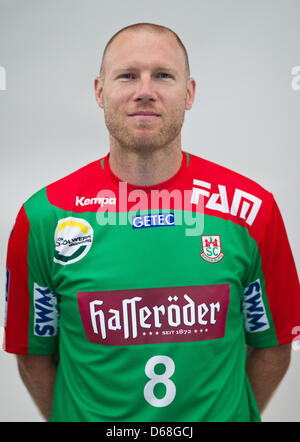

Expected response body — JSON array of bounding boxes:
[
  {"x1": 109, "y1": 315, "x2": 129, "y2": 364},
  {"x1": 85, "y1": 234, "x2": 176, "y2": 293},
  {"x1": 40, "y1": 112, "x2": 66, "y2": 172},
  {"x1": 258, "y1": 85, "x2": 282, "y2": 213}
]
[
  {"x1": 191, "y1": 179, "x2": 262, "y2": 226},
  {"x1": 200, "y1": 235, "x2": 224, "y2": 263},
  {"x1": 54, "y1": 217, "x2": 93, "y2": 265}
]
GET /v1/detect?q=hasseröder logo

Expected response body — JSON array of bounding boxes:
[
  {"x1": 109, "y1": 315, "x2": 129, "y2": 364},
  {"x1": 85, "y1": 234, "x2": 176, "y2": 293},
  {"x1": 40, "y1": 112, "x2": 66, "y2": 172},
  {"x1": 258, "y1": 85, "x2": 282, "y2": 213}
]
[{"x1": 77, "y1": 285, "x2": 230, "y2": 346}]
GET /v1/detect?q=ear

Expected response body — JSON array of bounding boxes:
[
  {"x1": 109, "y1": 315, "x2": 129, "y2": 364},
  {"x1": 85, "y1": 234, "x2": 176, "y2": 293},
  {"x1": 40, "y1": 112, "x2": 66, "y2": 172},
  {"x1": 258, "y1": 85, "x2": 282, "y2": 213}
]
[
  {"x1": 94, "y1": 77, "x2": 104, "y2": 109},
  {"x1": 185, "y1": 77, "x2": 196, "y2": 110}
]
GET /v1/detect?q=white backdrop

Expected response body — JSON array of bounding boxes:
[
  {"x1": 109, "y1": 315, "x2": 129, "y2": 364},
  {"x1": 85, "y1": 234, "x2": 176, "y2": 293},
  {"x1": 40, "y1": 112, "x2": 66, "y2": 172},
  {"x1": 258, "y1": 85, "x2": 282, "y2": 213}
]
[{"x1": 0, "y1": 0, "x2": 299, "y2": 422}]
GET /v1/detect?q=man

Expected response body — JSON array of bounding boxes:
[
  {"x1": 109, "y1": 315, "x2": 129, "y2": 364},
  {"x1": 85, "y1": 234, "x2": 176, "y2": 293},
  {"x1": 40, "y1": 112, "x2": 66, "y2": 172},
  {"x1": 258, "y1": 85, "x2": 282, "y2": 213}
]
[{"x1": 4, "y1": 23, "x2": 300, "y2": 422}]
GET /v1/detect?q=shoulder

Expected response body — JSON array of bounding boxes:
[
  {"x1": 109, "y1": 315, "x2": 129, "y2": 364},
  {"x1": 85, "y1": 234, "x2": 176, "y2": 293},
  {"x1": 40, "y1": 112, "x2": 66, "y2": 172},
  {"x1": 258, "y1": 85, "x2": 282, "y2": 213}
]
[
  {"x1": 25, "y1": 156, "x2": 109, "y2": 214},
  {"x1": 186, "y1": 152, "x2": 274, "y2": 241},
  {"x1": 188, "y1": 152, "x2": 272, "y2": 198},
  {"x1": 22, "y1": 157, "x2": 108, "y2": 225},
  {"x1": 46, "y1": 157, "x2": 108, "y2": 210}
]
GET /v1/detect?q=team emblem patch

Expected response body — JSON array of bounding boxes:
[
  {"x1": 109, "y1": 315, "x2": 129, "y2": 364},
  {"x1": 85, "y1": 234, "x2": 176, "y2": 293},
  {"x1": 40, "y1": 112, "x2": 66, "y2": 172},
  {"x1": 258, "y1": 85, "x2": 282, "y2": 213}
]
[
  {"x1": 200, "y1": 235, "x2": 224, "y2": 263},
  {"x1": 54, "y1": 217, "x2": 93, "y2": 265}
]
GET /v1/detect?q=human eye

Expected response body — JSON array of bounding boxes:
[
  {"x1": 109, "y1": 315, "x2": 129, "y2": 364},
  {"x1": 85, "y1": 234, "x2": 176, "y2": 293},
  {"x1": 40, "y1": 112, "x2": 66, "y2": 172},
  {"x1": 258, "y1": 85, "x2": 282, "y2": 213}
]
[
  {"x1": 119, "y1": 73, "x2": 136, "y2": 80},
  {"x1": 157, "y1": 72, "x2": 173, "y2": 79}
]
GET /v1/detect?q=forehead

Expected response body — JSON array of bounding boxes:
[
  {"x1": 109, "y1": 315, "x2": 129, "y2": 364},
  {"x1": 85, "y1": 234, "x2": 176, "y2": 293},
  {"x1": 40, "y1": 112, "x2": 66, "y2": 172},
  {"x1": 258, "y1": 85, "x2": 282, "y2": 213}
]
[{"x1": 104, "y1": 29, "x2": 186, "y2": 75}]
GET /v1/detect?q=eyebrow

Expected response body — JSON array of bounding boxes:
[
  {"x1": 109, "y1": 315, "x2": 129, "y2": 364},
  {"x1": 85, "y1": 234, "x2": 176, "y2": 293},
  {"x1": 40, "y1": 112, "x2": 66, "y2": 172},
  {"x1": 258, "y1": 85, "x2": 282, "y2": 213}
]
[{"x1": 111, "y1": 66, "x2": 178, "y2": 76}]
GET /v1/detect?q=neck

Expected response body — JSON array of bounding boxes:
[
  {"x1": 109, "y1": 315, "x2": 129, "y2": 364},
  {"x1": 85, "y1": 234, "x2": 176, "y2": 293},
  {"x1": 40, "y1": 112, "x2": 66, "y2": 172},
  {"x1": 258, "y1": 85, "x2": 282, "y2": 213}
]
[{"x1": 108, "y1": 137, "x2": 183, "y2": 186}]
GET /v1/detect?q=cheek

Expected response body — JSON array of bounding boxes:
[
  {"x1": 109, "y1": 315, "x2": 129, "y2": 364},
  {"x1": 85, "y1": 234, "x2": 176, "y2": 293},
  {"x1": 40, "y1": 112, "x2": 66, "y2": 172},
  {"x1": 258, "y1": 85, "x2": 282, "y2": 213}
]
[
  {"x1": 104, "y1": 87, "x2": 131, "y2": 108},
  {"x1": 160, "y1": 87, "x2": 187, "y2": 105},
  {"x1": 164, "y1": 95, "x2": 187, "y2": 116}
]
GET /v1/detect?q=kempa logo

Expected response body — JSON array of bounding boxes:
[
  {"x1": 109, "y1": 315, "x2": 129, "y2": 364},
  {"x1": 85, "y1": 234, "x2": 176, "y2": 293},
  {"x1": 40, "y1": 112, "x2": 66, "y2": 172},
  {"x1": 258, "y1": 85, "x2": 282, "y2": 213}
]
[
  {"x1": 191, "y1": 179, "x2": 262, "y2": 226},
  {"x1": 54, "y1": 217, "x2": 93, "y2": 265},
  {"x1": 76, "y1": 195, "x2": 116, "y2": 207}
]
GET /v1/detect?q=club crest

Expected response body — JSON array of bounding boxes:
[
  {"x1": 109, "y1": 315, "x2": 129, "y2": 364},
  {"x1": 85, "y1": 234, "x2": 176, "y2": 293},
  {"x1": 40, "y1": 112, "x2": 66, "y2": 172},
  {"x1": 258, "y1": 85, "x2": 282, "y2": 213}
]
[{"x1": 201, "y1": 235, "x2": 224, "y2": 263}]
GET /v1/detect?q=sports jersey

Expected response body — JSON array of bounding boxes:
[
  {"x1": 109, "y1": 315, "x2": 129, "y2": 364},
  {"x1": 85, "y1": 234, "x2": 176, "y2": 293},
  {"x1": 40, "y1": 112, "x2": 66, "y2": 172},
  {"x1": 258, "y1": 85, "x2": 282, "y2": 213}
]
[{"x1": 4, "y1": 151, "x2": 300, "y2": 422}]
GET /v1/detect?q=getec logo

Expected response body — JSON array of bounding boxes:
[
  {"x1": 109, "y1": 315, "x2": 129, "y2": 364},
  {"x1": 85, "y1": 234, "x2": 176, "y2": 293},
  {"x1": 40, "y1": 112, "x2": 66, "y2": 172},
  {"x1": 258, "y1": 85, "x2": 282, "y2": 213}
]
[{"x1": 132, "y1": 212, "x2": 175, "y2": 229}]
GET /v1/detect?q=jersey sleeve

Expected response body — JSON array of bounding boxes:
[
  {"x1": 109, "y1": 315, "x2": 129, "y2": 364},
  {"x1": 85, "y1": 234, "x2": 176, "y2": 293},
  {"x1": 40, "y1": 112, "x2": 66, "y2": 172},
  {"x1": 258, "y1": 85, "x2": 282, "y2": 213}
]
[
  {"x1": 243, "y1": 195, "x2": 300, "y2": 348},
  {"x1": 4, "y1": 201, "x2": 59, "y2": 355}
]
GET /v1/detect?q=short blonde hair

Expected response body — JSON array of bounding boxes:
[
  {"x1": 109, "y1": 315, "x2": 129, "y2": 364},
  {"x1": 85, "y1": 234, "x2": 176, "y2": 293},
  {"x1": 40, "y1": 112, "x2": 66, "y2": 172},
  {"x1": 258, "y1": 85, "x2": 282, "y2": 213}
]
[{"x1": 99, "y1": 22, "x2": 190, "y2": 80}]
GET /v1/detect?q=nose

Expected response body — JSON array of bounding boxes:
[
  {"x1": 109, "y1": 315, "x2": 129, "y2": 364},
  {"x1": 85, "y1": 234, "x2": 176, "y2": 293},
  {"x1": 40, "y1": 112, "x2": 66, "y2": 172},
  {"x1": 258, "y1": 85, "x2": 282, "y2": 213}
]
[{"x1": 133, "y1": 74, "x2": 157, "y2": 102}]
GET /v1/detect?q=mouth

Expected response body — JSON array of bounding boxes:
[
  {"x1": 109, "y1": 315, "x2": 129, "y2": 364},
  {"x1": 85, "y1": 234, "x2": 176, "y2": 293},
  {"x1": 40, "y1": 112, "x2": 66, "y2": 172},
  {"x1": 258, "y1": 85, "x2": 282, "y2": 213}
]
[{"x1": 128, "y1": 111, "x2": 161, "y2": 122}]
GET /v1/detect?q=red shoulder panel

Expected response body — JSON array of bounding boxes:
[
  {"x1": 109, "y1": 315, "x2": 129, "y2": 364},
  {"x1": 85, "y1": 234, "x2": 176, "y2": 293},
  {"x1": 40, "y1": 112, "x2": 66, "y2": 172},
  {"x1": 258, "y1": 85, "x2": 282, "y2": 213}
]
[
  {"x1": 186, "y1": 153, "x2": 273, "y2": 244},
  {"x1": 46, "y1": 158, "x2": 114, "y2": 212},
  {"x1": 46, "y1": 152, "x2": 272, "y2": 244},
  {"x1": 257, "y1": 198, "x2": 300, "y2": 344},
  {"x1": 4, "y1": 205, "x2": 30, "y2": 354}
]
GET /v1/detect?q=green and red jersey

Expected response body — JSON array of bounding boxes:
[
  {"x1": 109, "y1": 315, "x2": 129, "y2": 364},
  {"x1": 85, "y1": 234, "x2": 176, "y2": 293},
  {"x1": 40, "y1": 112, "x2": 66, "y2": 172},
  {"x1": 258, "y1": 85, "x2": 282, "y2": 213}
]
[{"x1": 4, "y1": 151, "x2": 300, "y2": 421}]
